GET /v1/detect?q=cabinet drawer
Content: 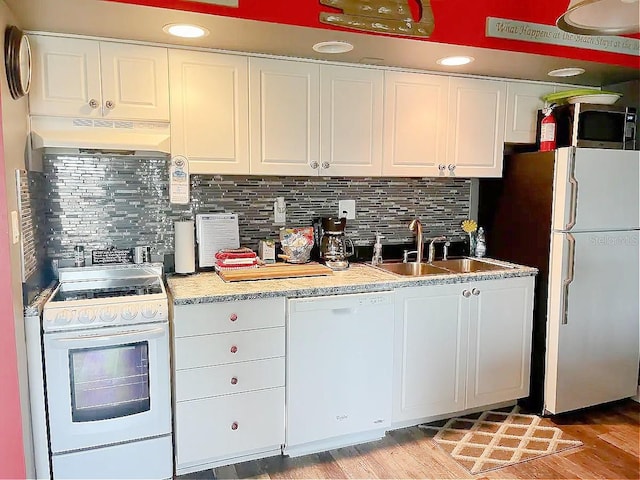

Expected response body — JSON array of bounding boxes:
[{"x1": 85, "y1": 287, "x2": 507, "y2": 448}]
[
  {"x1": 175, "y1": 387, "x2": 285, "y2": 466},
  {"x1": 175, "y1": 357, "x2": 285, "y2": 401},
  {"x1": 173, "y1": 297, "x2": 285, "y2": 337},
  {"x1": 174, "y1": 327, "x2": 285, "y2": 370}
]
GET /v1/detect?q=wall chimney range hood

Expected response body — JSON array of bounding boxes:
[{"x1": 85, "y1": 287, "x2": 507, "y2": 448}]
[{"x1": 30, "y1": 116, "x2": 171, "y2": 155}]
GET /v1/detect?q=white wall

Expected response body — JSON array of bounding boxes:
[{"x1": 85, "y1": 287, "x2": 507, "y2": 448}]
[{"x1": 0, "y1": 0, "x2": 34, "y2": 476}]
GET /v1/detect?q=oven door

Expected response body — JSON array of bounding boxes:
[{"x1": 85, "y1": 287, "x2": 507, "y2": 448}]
[{"x1": 44, "y1": 322, "x2": 171, "y2": 453}]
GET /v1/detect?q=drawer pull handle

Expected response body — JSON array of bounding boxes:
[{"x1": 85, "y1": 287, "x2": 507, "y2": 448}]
[
  {"x1": 229, "y1": 313, "x2": 238, "y2": 322},
  {"x1": 230, "y1": 345, "x2": 238, "y2": 354},
  {"x1": 230, "y1": 376, "x2": 238, "y2": 385},
  {"x1": 231, "y1": 421, "x2": 239, "y2": 430}
]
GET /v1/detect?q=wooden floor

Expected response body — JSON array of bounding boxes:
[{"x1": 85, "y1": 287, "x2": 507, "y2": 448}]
[{"x1": 178, "y1": 400, "x2": 640, "y2": 480}]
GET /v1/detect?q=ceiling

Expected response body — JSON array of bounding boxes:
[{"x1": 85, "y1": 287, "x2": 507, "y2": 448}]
[{"x1": 5, "y1": 0, "x2": 640, "y2": 86}]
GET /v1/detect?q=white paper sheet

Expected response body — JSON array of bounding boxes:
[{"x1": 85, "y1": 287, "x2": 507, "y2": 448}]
[{"x1": 196, "y1": 213, "x2": 240, "y2": 268}]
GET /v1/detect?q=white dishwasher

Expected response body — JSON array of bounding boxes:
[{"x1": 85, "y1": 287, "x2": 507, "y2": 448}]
[{"x1": 285, "y1": 291, "x2": 395, "y2": 457}]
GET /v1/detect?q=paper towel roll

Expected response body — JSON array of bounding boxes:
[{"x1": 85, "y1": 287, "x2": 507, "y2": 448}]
[{"x1": 174, "y1": 220, "x2": 195, "y2": 274}]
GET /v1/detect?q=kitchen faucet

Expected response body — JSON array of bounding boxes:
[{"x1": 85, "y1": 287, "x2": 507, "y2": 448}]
[
  {"x1": 408, "y1": 218, "x2": 423, "y2": 263},
  {"x1": 428, "y1": 236, "x2": 447, "y2": 263}
]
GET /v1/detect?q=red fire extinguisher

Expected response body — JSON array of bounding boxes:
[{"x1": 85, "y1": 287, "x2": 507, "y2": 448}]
[{"x1": 539, "y1": 104, "x2": 556, "y2": 152}]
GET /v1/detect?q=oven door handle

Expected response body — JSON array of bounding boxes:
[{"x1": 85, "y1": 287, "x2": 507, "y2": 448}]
[{"x1": 49, "y1": 327, "x2": 166, "y2": 348}]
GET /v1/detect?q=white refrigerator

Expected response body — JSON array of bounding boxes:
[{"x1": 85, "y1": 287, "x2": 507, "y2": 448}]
[
  {"x1": 479, "y1": 147, "x2": 639, "y2": 415},
  {"x1": 545, "y1": 147, "x2": 639, "y2": 414}
]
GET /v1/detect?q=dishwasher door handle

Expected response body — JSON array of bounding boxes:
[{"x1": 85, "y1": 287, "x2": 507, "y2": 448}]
[{"x1": 330, "y1": 307, "x2": 358, "y2": 315}]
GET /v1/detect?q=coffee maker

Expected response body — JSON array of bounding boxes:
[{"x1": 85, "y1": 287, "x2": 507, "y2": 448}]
[{"x1": 315, "y1": 217, "x2": 355, "y2": 270}]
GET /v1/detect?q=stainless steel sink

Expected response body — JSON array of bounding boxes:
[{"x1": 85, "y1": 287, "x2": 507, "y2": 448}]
[
  {"x1": 372, "y1": 258, "x2": 512, "y2": 277},
  {"x1": 431, "y1": 258, "x2": 508, "y2": 273},
  {"x1": 374, "y1": 262, "x2": 450, "y2": 276}
]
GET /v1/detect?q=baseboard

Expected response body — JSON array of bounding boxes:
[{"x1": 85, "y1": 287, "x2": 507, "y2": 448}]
[
  {"x1": 284, "y1": 429, "x2": 386, "y2": 458},
  {"x1": 175, "y1": 446, "x2": 282, "y2": 476},
  {"x1": 390, "y1": 400, "x2": 516, "y2": 431},
  {"x1": 632, "y1": 385, "x2": 640, "y2": 403}
]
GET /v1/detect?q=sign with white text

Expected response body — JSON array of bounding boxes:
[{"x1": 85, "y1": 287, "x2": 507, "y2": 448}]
[{"x1": 486, "y1": 17, "x2": 640, "y2": 57}]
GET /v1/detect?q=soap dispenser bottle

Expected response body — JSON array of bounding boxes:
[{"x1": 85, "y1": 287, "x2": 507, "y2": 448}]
[
  {"x1": 371, "y1": 232, "x2": 384, "y2": 265},
  {"x1": 475, "y1": 227, "x2": 487, "y2": 258}
]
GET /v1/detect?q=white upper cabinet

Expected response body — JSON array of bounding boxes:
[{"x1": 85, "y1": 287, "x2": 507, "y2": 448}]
[
  {"x1": 505, "y1": 82, "x2": 554, "y2": 144},
  {"x1": 446, "y1": 77, "x2": 507, "y2": 178},
  {"x1": 249, "y1": 58, "x2": 319, "y2": 176},
  {"x1": 29, "y1": 36, "x2": 102, "y2": 118},
  {"x1": 382, "y1": 71, "x2": 449, "y2": 177},
  {"x1": 29, "y1": 35, "x2": 169, "y2": 121},
  {"x1": 319, "y1": 65, "x2": 383, "y2": 176},
  {"x1": 169, "y1": 50, "x2": 249, "y2": 174}
]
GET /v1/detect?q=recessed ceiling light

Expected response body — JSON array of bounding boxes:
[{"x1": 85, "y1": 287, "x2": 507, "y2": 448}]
[
  {"x1": 312, "y1": 41, "x2": 354, "y2": 54},
  {"x1": 548, "y1": 67, "x2": 586, "y2": 77},
  {"x1": 436, "y1": 56, "x2": 474, "y2": 66},
  {"x1": 163, "y1": 24, "x2": 209, "y2": 39}
]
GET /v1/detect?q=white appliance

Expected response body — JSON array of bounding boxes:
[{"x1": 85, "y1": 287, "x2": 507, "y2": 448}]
[
  {"x1": 285, "y1": 291, "x2": 394, "y2": 457},
  {"x1": 545, "y1": 147, "x2": 639, "y2": 414},
  {"x1": 479, "y1": 147, "x2": 639, "y2": 415},
  {"x1": 30, "y1": 116, "x2": 171, "y2": 153},
  {"x1": 39, "y1": 264, "x2": 173, "y2": 479}
]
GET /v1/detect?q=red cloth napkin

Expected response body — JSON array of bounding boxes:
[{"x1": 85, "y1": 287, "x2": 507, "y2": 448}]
[{"x1": 215, "y1": 249, "x2": 257, "y2": 260}]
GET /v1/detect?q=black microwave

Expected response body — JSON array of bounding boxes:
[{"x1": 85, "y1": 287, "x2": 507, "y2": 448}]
[{"x1": 537, "y1": 103, "x2": 637, "y2": 150}]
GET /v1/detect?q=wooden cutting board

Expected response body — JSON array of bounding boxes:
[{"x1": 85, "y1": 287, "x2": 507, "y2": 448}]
[{"x1": 217, "y1": 262, "x2": 333, "y2": 282}]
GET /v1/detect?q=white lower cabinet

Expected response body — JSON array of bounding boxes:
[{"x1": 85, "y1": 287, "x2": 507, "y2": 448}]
[
  {"x1": 175, "y1": 388, "x2": 285, "y2": 467},
  {"x1": 172, "y1": 297, "x2": 286, "y2": 475},
  {"x1": 392, "y1": 276, "x2": 534, "y2": 425}
]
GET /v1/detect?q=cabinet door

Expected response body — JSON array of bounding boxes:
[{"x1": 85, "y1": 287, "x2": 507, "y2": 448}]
[
  {"x1": 169, "y1": 50, "x2": 249, "y2": 174},
  {"x1": 28, "y1": 36, "x2": 102, "y2": 117},
  {"x1": 249, "y1": 58, "x2": 319, "y2": 176},
  {"x1": 393, "y1": 284, "x2": 468, "y2": 424},
  {"x1": 100, "y1": 43, "x2": 169, "y2": 121},
  {"x1": 319, "y1": 65, "x2": 383, "y2": 176},
  {"x1": 382, "y1": 71, "x2": 448, "y2": 176},
  {"x1": 505, "y1": 82, "x2": 554, "y2": 144},
  {"x1": 466, "y1": 277, "x2": 534, "y2": 409},
  {"x1": 447, "y1": 77, "x2": 506, "y2": 177}
]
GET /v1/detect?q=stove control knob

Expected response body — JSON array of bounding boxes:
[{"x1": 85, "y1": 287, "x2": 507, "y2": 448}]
[
  {"x1": 77, "y1": 309, "x2": 96, "y2": 324},
  {"x1": 141, "y1": 305, "x2": 158, "y2": 319},
  {"x1": 100, "y1": 308, "x2": 118, "y2": 322},
  {"x1": 55, "y1": 310, "x2": 74, "y2": 325},
  {"x1": 121, "y1": 306, "x2": 139, "y2": 321}
]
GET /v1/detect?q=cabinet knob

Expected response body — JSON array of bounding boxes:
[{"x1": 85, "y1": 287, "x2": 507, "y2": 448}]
[
  {"x1": 438, "y1": 164, "x2": 446, "y2": 171},
  {"x1": 88, "y1": 99, "x2": 99, "y2": 109},
  {"x1": 462, "y1": 290, "x2": 471, "y2": 298},
  {"x1": 310, "y1": 161, "x2": 319, "y2": 169},
  {"x1": 231, "y1": 421, "x2": 239, "y2": 431},
  {"x1": 230, "y1": 376, "x2": 238, "y2": 385},
  {"x1": 472, "y1": 288, "x2": 480, "y2": 296},
  {"x1": 448, "y1": 164, "x2": 456, "y2": 172},
  {"x1": 230, "y1": 345, "x2": 238, "y2": 354},
  {"x1": 105, "y1": 100, "x2": 115, "y2": 110},
  {"x1": 229, "y1": 313, "x2": 238, "y2": 322},
  {"x1": 321, "y1": 161, "x2": 330, "y2": 170}
]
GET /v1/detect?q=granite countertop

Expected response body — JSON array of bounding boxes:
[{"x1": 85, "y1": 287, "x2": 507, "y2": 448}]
[{"x1": 167, "y1": 259, "x2": 538, "y2": 305}]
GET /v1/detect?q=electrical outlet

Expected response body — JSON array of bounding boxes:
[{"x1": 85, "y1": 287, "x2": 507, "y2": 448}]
[
  {"x1": 338, "y1": 200, "x2": 356, "y2": 220},
  {"x1": 10, "y1": 210, "x2": 20, "y2": 244},
  {"x1": 274, "y1": 197, "x2": 286, "y2": 225}
]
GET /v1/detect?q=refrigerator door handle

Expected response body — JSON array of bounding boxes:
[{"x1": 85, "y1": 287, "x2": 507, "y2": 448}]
[
  {"x1": 561, "y1": 233, "x2": 576, "y2": 325},
  {"x1": 565, "y1": 151, "x2": 578, "y2": 231}
]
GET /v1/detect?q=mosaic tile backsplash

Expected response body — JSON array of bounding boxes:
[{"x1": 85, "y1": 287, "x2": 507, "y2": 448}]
[
  {"x1": 17, "y1": 170, "x2": 48, "y2": 281},
  {"x1": 38, "y1": 153, "x2": 471, "y2": 262}
]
